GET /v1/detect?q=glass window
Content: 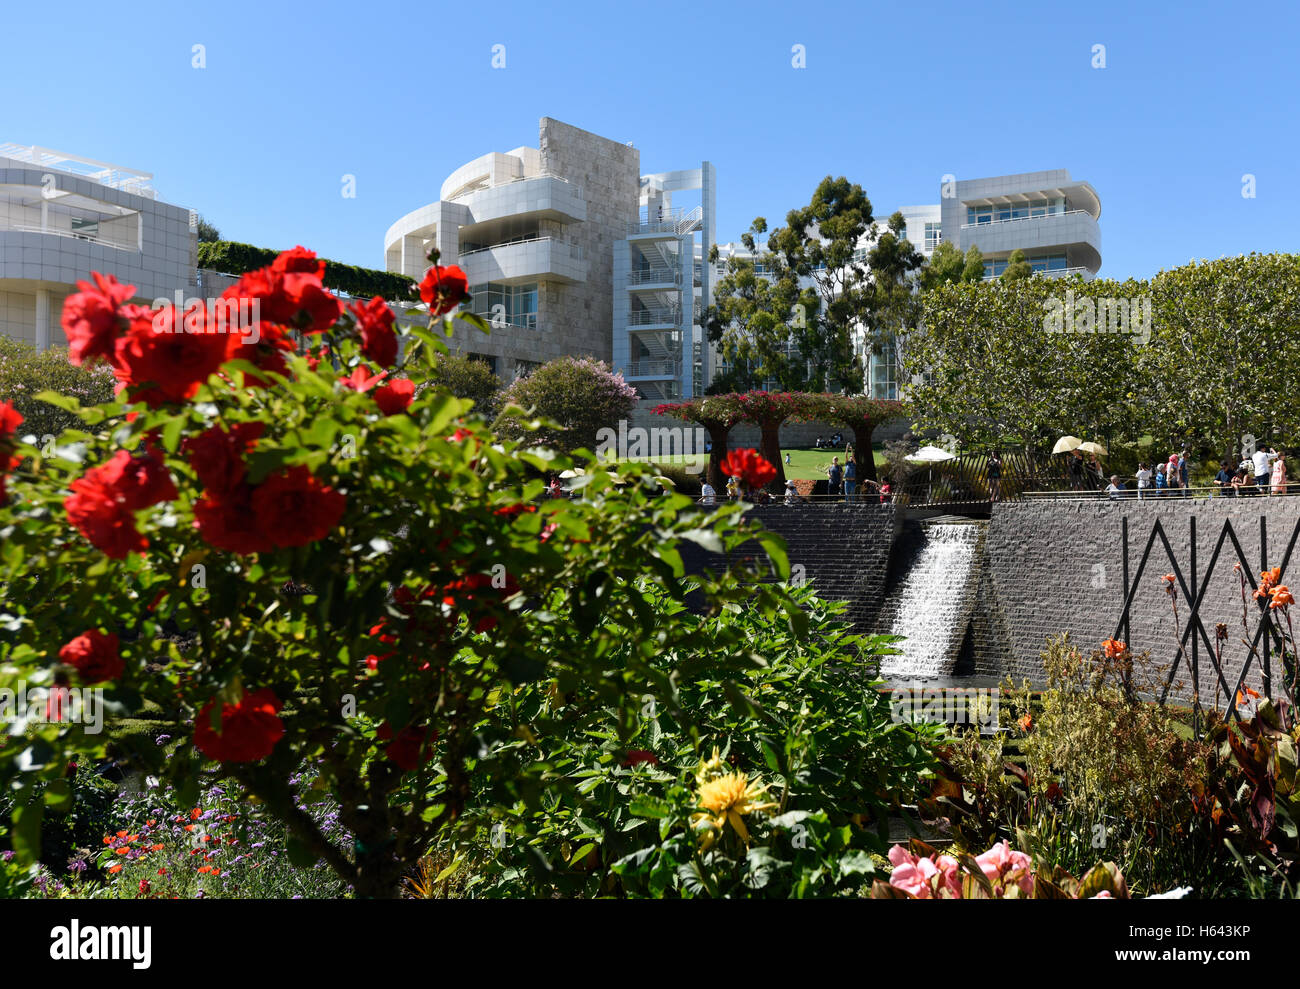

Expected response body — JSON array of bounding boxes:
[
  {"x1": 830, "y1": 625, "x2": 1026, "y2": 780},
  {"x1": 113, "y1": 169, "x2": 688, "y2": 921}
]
[{"x1": 924, "y1": 222, "x2": 942, "y2": 250}]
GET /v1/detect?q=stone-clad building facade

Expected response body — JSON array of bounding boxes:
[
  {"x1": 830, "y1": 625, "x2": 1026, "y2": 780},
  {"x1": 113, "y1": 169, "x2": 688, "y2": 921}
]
[{"x1": 384, "y1": 117, "x2": 639, "y2": 382}]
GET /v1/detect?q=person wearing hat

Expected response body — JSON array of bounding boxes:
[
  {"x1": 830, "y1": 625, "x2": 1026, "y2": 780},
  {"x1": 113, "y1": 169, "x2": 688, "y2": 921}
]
[
  {"x1": 726, "y1": 475, "x2": 741, "y2": 502},
  {"x1": 784, "y1": 479, "x2": 799, "y2": 506}
]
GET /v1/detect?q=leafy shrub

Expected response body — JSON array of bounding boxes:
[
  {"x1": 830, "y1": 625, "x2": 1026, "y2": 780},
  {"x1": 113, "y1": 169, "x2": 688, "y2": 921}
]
[
  {"x1": 934, "y1": 635, "x2": 1223, "y2": 895},
  {"x1": 495, "y1": 357, "x2": 638, "y2": 453},
  {"x1": 0, "y1": 250, "x2": 810, "y2": 898},
  {"x1": 0, "y1": 338, "x2": 115, "y2": 442},
  {"x1": 421, "y1": 352, "x2": 501, "y2": 420},
  {"x1": 197, "y1": 241, "x2": 417, "y2": 301},
  {"x1": 437, "y1": 585, "x2": 944, "y2": 898}
]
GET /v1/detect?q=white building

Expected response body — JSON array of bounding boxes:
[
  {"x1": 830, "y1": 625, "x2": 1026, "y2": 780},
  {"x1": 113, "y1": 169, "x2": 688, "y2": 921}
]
[
  {"x1": 0, "y1": 144, "x2": 197, "y2": 350},
  {"x1": 612, "y1": 164, "x2": 716, "y2": 403},
  {"x1": 383, "y1": 118, "x2": 640, "y2": 382}
]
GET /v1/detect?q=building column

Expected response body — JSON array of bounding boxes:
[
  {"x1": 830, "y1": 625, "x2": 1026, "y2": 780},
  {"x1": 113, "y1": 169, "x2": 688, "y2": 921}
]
[{"x1": 35, "y1": 288, "x2": 51, "y2": 352}]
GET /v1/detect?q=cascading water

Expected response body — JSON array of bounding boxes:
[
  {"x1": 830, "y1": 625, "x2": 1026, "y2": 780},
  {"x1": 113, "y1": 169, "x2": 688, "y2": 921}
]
[{"x1": 880, "y1": 522, "x2": 983, "y2": 679}]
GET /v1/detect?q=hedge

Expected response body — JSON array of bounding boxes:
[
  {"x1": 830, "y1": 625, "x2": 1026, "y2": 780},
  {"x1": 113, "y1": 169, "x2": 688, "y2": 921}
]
[{"x1": 197, "y1": 241, "x2": 418, "y2": 302}]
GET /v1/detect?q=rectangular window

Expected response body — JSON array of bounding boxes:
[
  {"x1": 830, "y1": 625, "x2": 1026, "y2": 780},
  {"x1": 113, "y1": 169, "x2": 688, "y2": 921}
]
[{"x1": 924, "y1": 222, "x2": 942, "y2": 250}]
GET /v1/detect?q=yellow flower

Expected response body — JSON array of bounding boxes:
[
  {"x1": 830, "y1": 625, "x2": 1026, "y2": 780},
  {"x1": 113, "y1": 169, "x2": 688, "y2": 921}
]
[{"x1": 691, "y1": 770, "x2": 778, "y2": 850}]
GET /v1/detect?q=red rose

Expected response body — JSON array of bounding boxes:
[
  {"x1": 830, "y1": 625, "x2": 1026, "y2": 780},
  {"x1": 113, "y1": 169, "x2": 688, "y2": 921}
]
[
  {"x1": 719, "y1": 448, "x2": 777, "y2": 491},
  {"x1": 418, "y1": 265, "x2": 470, "y2": 317},
  {"x1": 341, "y1": 365, "x2": 386, "y2": 393},
  {"x1": 194, "y1": 484, "x2": 274, "y2": 555},
  {"x1": 61, "y1": 272, "x2": 135, "y2": 366},
  {"x1": 59, "y1": 630, "x2": 124, "y2": 683},
  {"x1": 0, "y1": 400, "x2": 21, "y2": 502},
  {"x1": 250, "y1": 466, "x2": 345, "y2": 548},
  {"x1": 113, "y1": 305, "x2": 232, "y2": 407},
  {"x1": 97, "y1": 447, "x2": 178, "y2": 510},
  {"x1": 280, "y1": 272, "x2": 343, "y2": 333},
  {"x1": 377, "y1": 721, "x2": 437, "y2": 772},
  {"x1": 183, "y1": 422, "x2": 264, "y2": 494},
  {"x1": 441, "y1": 572, "x2": 521, "y2": 632},
  {"x1": 271, "y1": 245, "x2": 326, "y2": 277},
  {"x1": 372, "y1": 378, "x2": 414, "y2": 415},
  {"x1": 193, "y1": 687, "x2": 284, "y2": 763},
  {"x1": 64, "y1": 449, "x2": 177, "y2": 558},
  {"x1": 350, "y1": 296, "x2": 398, "y2": 367}
]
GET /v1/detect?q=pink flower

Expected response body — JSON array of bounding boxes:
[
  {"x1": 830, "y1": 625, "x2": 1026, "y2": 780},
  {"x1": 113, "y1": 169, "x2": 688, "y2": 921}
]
[
  {"x1": 975, "y1": 840, "x2": 1034, "y2": 896},
  {"x1": 887, "y1": 845, "x2": 938, "y2": 898},
  {"x1": 1091, "y1": 890, "x2": 1114, "y2": 899}
]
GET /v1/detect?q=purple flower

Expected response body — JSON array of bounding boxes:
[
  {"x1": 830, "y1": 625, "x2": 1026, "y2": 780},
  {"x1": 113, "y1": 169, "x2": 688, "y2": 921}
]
[{"x1": 1, "y1": 850, "x2": 14, "y2": 862}]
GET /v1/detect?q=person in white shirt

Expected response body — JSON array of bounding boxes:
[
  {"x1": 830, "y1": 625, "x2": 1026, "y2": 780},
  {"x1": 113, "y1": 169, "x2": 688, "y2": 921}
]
[
  {"x1": 1105, "y1": 475, "x2": 1124, "y2": 500},
  {"x1": 1135, "y1": 463, "x2": 1152, "y2": 500},
  {"x1": 1252, "y1": 447, "x2": 1274, "y2": 492},
  {"x1": 784, "y1": 479, "x2": 799, "y2": 505},
  {"x1": 699, "y1": 482, "x2": 716, "y2": 506}
]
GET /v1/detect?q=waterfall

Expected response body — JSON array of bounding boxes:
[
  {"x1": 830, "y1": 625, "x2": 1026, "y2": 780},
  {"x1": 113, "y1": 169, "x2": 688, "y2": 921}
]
[{"x1": 880, "y1": 521, "x2": 983, "y2": 679}]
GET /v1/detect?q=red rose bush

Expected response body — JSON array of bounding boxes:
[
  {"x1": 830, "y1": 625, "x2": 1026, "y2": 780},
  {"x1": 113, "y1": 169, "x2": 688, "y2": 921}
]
[{"x1": 0, "y1": 247, "x2": 787, "y2": 897}]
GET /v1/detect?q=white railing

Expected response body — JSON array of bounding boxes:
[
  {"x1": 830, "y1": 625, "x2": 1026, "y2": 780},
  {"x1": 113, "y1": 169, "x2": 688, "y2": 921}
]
[
  {"x1": 961, "y1": 209, "x2": 1092, "y2": 230},
  {"x1": 625, "y1": 358, "x2": 681, "y2": 377},
  {"x1": 981, "y1": 265, "x2": 1092, "y2": 282},
  {"x1": 4, "y1": 221, "x2": 138, "y2": 252},
  {"x1": 627, "y1": 267, "x2": 679, "y2": 285},
  {"x1": 457, "y1": 236, "x2": 584, "y2": 261},
  {"x1": 627, "y1": 308, "x2": 681, "y2": 325},
  {"x1": 0, "y1": 143, "x2": 156, "y2": 198},
  {"x1": 676, "y1": 205, "x2": 703, "y2": 234}
]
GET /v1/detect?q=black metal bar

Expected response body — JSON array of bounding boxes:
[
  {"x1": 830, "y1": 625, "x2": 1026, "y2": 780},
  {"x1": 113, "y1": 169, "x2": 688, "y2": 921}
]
[
  {"x1": 1191, "y1": 515, "x2": 1200, "y2": 736},
  {"x1": 1122, "y1": 516, "x2": 1130, "y2": 647},
  {"x1": 1263, "y1": 516, "x2": 1271, "y2": 698}
]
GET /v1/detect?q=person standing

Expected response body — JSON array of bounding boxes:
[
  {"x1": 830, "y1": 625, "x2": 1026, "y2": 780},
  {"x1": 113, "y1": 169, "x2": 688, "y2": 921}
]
[
  {"x1": 1068, "y1": 450, "x2": 1085, "y2": 491},
  {"x1": 1136, "y1": 462, "x2": 1152, "y2": 500},
  {"x1": 699, "y1": 480, "x2": 717, "y2": 506},
  {"x1": 1272, "y1": 451, "x2": 1288, "y2": 495},
  {"x1": 784, "y1": 479, "x2": 799, "y2": 505},
  {"x1": 726, "y1": 475, "x2": 741, "y2": 502},
  {"x1": 1178, "y1": 451, "x2": 1190, "y2": 499},
  {"x1": 1252, "y1": 445, "x2": 1274, "y2": 494},
  {"x1": 826, "y1": 457, "x2": 843, "y2": 500},
  {"x1": 987, "y1": 450, "x2": 1003, "y2": 503},
  {"x1": 1154, "y1": 462, "x2": 1167, "y2": 497},
  {"x1": 844, "y1": 456, "x2": 858, "y2": 503}
]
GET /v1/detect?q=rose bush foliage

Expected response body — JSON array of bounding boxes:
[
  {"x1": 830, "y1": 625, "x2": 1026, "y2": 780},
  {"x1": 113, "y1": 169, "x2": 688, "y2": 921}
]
[{"x1": 0, "y1": 248, "x2": 820, "y2": 897}]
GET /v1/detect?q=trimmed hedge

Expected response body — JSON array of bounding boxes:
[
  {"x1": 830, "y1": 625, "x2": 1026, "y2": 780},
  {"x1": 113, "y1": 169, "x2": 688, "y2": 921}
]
[{"x1": 197, "y1": 241, "x2": 418, "y2": 302}]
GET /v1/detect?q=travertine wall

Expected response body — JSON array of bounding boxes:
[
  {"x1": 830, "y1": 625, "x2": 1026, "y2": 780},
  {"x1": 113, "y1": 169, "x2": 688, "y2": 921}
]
[{"x1": 537, "y1": 117, "x2": 639, "y2": 368}]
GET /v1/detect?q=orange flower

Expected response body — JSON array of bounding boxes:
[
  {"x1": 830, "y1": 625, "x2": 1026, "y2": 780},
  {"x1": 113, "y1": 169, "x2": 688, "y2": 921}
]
[
  {"x1": 198, "y1": 865, "x2": 213, "y2": 874},
  {"x1": 190, "y1": 807, "x2": 202, "y2": 820},
  {"x1": 145, "y1": 818, "x2": 157, "y2": 827},
  {"x1": 107, "y1": 864, "x2": 122, "y2": 873},
  {"x1": 1101, "y1": 638, "x2": 1126, "y2": 659},
  {"x1": 114, "y1": 846, "x2": 129, "y2": 855},
  {"x1": 1270, "y1": 586, "x2": 1295, "y2": 609},
  {"x1": 183, "y1": 824, "x2": 195, "y2": 832},
  {"x1": 150, "y1": 844, "x2": 165, "y2": 852},
  {"x1": 115, "y1": 830, "x2": 129, "y2": 838},
  {"x1": 1018, "y1": 713, "x2": 1033, "y2": 731},
  {"x1": 1256, "y1": 567, "x2": 1283, "y2": 600}
]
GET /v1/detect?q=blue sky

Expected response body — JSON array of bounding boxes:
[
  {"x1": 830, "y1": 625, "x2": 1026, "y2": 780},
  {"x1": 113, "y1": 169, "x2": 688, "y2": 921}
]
[{"x1": 4, "y1": 0, "x2": 1297, "y2": 280}]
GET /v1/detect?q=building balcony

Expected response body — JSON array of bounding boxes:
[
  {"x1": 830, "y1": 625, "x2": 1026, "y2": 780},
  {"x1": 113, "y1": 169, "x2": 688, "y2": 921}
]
[
  {"x1": 457, "y1": 236, "x2": 586, "y2": 285},
  {"x1": 624, "y1": 357, "x2": 681, "y2": 378},
  {"x1": 452, "y1": 175, "x2": 586, "y2": 226}
]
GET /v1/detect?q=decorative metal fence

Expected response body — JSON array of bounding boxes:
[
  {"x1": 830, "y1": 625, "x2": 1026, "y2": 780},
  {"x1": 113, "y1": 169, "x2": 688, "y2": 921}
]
[
  {"x1": 1112, "y1": 515, "x2": 1300, "y2": 736},
  {"x1": 892, "y1": 449, "x2": 1104, "y2": 506}
]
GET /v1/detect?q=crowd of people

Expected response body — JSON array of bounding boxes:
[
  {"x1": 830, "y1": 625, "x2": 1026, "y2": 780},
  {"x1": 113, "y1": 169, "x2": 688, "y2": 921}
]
[{"x1": 1080, "y1": 446, "x2": 1293, "y2": 500}]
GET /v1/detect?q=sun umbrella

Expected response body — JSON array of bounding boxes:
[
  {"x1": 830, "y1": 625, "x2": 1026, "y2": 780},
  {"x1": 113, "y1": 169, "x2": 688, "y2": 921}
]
[
  {"x1": 1053, "y1": 436, "x2": 1083, "y2": 455},
  {"x1": 558, "y1": 468, "x2": 586, "y2": 479},
  {"x1": 906, "y1": 445, "x2": 957, "y2": 464},
  {"x1": 1077, "y1": 441, "x2": 1108, "y2": 456}
]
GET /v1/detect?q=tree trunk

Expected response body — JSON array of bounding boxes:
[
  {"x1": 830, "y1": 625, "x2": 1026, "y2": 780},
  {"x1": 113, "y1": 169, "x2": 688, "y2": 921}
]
[
  {"x1": 759, "y1": 420, "x2": 786, "y2": 492},
  {"x1": 851, "y1": 423, "x2": 878, "y2": 483},
  {"x1": 705, "y1": 422, "x2": 734, "y2": 492}
]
